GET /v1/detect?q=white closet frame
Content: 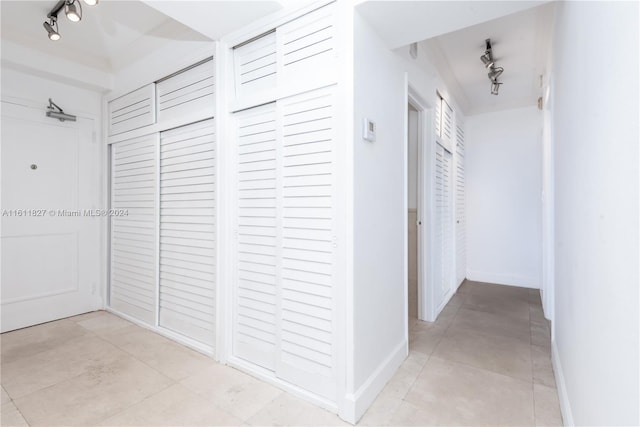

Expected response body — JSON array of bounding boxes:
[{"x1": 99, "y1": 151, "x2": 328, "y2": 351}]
[
  {"x1": 104, "y1": 45, "x2": 218, "y2": 357},
  {"x1": 217, "y1": 0, "x2": 347, "y2": 416}
]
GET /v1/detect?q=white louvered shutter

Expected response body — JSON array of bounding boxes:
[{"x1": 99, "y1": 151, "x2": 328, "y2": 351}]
[
  {"x1": 434, "y1": 143, "x2": 453, "y2": 311},
  {"x1": 442, "y1": 99, "x2": 453, "y2": 142},
  {"x1": 435, "y1": 98, "x2": 442, "y2": 138},
  {"x1": 110, "y1": 134, "x2": 158, "y2": 325},
  {"x1": 234, "y1": 103, "x2": 279, "y2": 371},
  {"x1": 159, "y1": 119, "x2": 216, "y2": 348},
  {"x1": 233, "y1": 32, "x2": 277, "y2": 100},
  {"x1": 455, "y1": 122, "x2": 466, "y2": 286},
  {"x1": 108, "y1": 84, "x2": 156, "y2": 136},
  {"x1": 156, "y1": 58, "x2": 215, "y2": 125},
  {"x1": 276, "y1": 87, "x2": 335, "y2": 399},
  {"x1": 278, "y1": 4, "x2": 336, "y2": 88}
]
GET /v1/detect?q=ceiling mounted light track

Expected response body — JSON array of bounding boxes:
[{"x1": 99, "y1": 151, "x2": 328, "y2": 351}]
[
  {"x1": 43, "y1": 0, "x2": 98, "y2": 41},
  {"x1": 480, "y1": 38, "x2": 504, "y2": 96}
]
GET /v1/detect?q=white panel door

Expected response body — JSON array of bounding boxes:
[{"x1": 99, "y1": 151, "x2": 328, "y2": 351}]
[
  {"x1": 159, "y1": 119, "x2": 216, "y2": 348},
  {"x1": 455, "y1": 123, "x2": 466, "y2": 286},
  {"x1": 234, "y1": 103, "x2": 279, "y2": 371},
  {"x1": 434, "y1": 142, "x2": 453, "y2": 312},
  {"x1": 1, "y1": 102, "x2": 100, "y2": 332},
  {"x1": 110, "y1": 134, "x2": 158, "y2": 325}
]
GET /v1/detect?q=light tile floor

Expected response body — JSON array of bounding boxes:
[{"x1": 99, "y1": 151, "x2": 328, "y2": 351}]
[{"x1": 0, "y1": 281, "x2": 562, "y2": 426}]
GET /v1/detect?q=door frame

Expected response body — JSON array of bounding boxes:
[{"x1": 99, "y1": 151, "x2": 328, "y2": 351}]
[{"x1": 406, "y1": 85, "x2": 434, "y2": 322}]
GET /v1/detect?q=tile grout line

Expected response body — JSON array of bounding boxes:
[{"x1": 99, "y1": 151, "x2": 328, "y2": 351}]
[
  {"x1": 69, "y1": 319, "x2": 187, "y2": 426},
  {"x1": 7, "y1": 396, "x2": 31, "y2": 427}
]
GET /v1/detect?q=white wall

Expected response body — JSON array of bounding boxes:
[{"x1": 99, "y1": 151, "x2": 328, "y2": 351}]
[
  {"x1": 465, "y1": 106, "x2": 542, "y2": 288},
  {"x1": 350, "y1": 8, "x2": 466, "y2": 422},
  {"x1": 1, "y1": 65, "x2": 103, "y2": 119},
  {"x1": 550, "y1": 2, "x2": 639, "y2": 425},
  {"x1": 352, "y1": 9, "x2": 407, "y2": 400}
]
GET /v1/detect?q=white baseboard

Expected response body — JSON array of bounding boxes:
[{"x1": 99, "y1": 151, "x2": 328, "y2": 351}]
[
  {"x1": 341, "y1": 340, "x2": 407, "y2": 424},
  {"x1": 551, "y1": 339, "x2": 573, "y2": 426},
  {"x1": 466, "y1": 269, "x2": 540, "y2": 289}
]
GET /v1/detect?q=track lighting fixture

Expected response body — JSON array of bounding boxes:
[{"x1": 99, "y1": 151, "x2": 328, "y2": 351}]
[
  {"x1": 491, "y1": 81, "x2": 502, "y2": 95},
  {"x1": 480, "y1": 38, "x2": 504, "y2": 96},
  {"x1": 65, "y1": 0, "x2": 82, "y2": 22},
  {"x1": 488, "y1": 67, "x2": 504, "y2": 81},
  {"x1": 43, "y1": 17, "x2": 60, "y2": 41},
  {"x1": 43, "y1": 0, "x2": 97, "y2": 41},
  {"x1": 480, "y1": 52, "x2": 494, "y2": 68}
]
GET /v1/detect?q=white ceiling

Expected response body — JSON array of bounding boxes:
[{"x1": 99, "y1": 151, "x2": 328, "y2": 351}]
[
  {"x1": 356, "y1": 0, "x2": 555, "y2": 115},
  {"x1": 1, "y1": 0, "x2": 555, "y2": 114},
  {"x1": 142, "y1": 1, "x2": 288, "y2": 41},
  {"x1": 356, "y1": 0, "x2": 548, "y2": 50},
  {"x1": 0, "y1": 0, "x2": 288, "y2": 74},
  {"x1": 425, "y1": 2, "x2": 556, "y2": 115}
]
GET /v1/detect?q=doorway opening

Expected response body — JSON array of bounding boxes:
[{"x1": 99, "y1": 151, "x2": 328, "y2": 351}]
[
  {"x1": 407, "y1": 102, "x2": 420, "y2": 325},
  {"x1": 406, "y1": 87, "x2": 431, "y2": 329}
]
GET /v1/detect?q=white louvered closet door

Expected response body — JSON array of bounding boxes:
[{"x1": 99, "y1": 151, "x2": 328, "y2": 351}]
[
  {"x1": 434, "y1": 143, "x2": 453, "y2": 311},
  {"x1": 277, "y1": 87, "x2": 336, "y2": 400},
  {"x1": 455, "y1": 123, "x2": 466, "y2": 286},
  {"x1": 159, "y1": 119, "x2": 216, "y2": 348},
  {"x1": 234, "y1": 103, "x2": 279, "y2": 371},
  {"x1": 110, "y1": 134, "x2": 158, "y2": 325},
  {"x1": 232, "y1": 87, "x2": 336, "y2": 398}
]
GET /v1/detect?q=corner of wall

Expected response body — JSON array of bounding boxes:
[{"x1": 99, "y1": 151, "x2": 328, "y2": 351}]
[
  {"x1": 551, "y1": 339, "x2": 574, "y2": 426},
  {"x1": 466, "y1": 270, "x2": 540, "y2": 289},
  {"x1": 341, "y1": 339, "x2": 407, "y2": 424}
]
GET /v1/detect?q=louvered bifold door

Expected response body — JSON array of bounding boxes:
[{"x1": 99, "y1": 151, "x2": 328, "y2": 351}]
[
  {"x1": 159, "y1": 119, "x2": 216, "y2": 348},
  {"x1": 276, "y1": 87, "x2": 336, "y2": 400},
  {"x1": 234, "y1": 103, "x2": 279, "y2": 371},
  {"x1": 455, "y1": 123, "x2": 466, "y2": 286},
  {"x1": 434, "y1": 143, "x2": 453, "y2": 311},
  {"x1": 110, "y1": 134, "x2": 158, "y2": 325}
]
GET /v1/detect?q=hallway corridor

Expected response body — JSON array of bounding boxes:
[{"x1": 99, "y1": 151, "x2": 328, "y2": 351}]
[
  {"x1": 360, "y1": 280, "x2": 562, "y2": 426},
  {"x1": 1, "y1": 281, "x2": 562, "y2": 426}
]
